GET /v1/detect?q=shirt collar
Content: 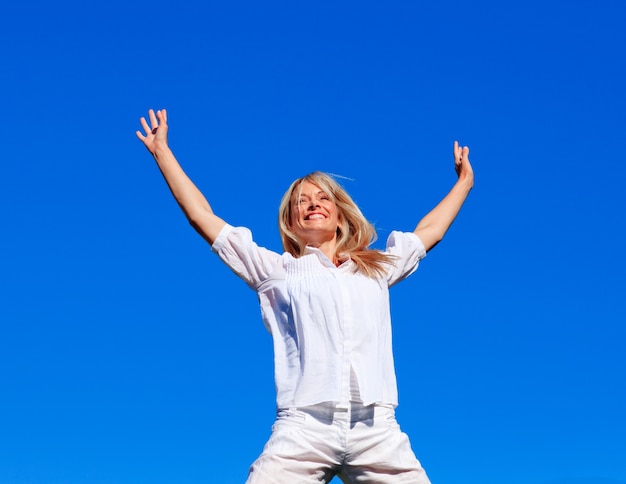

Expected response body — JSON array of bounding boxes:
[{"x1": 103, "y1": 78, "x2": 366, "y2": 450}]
[{"x1": 303, "y1": 246, "x2": 352, "y2": 269}]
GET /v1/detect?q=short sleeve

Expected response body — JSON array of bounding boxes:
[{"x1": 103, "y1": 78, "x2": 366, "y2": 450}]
[
  {"x1": 211, "y1": 224, "x2": 282, "y2": 290},
  {"x1": 384, "y1": 231, "x2": 427, "y2": 287}
]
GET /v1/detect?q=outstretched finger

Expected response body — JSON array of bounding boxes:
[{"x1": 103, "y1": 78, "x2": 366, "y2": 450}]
[
  {"x1": 139, "y1": 116, "x2": 151, "y2": 135},
  {"x1": 148, "y1": 109, "x2": 158, "y2": 130},
  {"x1": 135, "y1": 130, "x2": 146, "y2": 142},
  {"x1": 158, "y1": 109, "x2": 167, "y2": 124},
  {"x1": 454, "y1": 141, "x2": 463, "y2": 164}
]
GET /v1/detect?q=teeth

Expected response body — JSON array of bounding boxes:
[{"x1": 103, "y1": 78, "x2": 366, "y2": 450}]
[{"x1": 307, "y1": 214, "x2": 325, "y2": 220}]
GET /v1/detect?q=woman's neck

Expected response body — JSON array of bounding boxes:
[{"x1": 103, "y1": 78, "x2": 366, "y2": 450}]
[{"x1": 306, "y1": 238, "x2": 338, "y2": 265}]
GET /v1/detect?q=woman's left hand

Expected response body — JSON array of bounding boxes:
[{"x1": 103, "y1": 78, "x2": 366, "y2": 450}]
[{"x1": 454, "y1": 141, "x2": 474, "y2": 187}]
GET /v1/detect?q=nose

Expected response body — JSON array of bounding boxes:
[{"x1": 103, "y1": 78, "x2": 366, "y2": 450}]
[{"x1": 307, "y1": 200, "x2": 320, "y2": 210}]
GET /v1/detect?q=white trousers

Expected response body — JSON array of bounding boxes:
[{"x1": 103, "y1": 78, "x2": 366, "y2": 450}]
[{"x1": 246, "y1": 403, "x2": 431, "y2": 484}]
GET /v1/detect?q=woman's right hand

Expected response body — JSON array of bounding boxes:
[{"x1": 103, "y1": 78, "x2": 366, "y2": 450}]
[{"x1": 136, "y1": 109, "x2": 169, "y2": 156}]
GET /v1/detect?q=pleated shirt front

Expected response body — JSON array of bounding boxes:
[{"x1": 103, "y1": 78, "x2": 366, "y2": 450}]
[{"x1": 211, "y1": 224, "x2": 426, "y2": 409}]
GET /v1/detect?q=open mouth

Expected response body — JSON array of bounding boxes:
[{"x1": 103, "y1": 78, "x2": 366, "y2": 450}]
[{"x1": 305, "y1": 213, "x2": 326, "y2": 220}]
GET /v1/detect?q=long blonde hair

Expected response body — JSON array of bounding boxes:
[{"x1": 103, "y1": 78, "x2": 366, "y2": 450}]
[{"x1": 278, "y1": 172, "x2": 395, "y2": 278}]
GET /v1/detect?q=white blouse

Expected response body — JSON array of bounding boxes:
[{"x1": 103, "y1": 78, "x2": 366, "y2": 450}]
[{"x1": 211, "y1": 224, "x2": 426, "y2": 409}]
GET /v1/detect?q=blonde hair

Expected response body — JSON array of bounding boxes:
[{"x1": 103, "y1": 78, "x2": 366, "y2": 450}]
[{"x1": 278, "y1": 172, "x2": 395, "y2": 278}]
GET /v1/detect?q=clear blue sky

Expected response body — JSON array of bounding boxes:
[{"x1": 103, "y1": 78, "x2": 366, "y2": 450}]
[{"x1": 2, "y1": 1, "x2": 625, "y2": 483}]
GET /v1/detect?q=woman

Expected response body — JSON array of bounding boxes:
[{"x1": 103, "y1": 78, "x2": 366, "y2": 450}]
[{"x1": 136, "y1": 109, "x2": 473, "y2": 483}]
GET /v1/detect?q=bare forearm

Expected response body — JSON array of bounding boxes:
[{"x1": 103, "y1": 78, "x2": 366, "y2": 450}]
[
  {"x1": 153, "y1": 146, "x2": 212, "y2": 217},
  {"x1": 413, "y1": 141, "x2": 474, "y2": 251},
  {"x1": 152, "y1": 145, "x2": 226, "y2": 243},
  {"x1": 415, "y1": 176, "x2": 473, "y2": 251},
  {"x1": 136, "y1": 109, "x2": 226, "y2": 244}
]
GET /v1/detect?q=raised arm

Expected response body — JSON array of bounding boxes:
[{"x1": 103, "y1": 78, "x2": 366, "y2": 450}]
[
  {"x1": 414, "y1": 141, "x2": 474, "y2": 252},
  {"x1": 136, "y1": 109, "x2": 226, "y2": 245}
]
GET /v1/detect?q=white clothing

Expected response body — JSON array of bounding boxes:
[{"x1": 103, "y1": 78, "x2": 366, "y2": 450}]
[
  {"x1": 246, "y1": 402, "x2": 431, "y2": 483},
  {"x1": 211, "y1": 224, "x2": 426, "y2": 409}
]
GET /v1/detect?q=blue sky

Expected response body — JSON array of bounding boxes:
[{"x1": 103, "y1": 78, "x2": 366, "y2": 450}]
[{"x1": 1, "y1": 1, "x2": 625, "y2": 483}]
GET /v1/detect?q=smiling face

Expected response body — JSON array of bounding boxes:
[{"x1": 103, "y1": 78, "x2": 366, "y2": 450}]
[{"x1": 289, "y1": 180, "x2": 341, "y2": 246}]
